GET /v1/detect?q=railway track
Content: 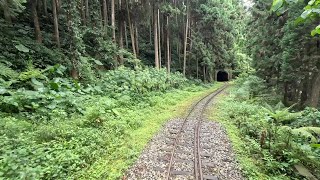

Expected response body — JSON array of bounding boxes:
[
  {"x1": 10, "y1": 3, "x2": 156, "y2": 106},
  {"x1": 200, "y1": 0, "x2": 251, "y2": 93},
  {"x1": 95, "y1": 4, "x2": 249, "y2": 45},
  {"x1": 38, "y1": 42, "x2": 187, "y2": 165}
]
[
  {"x1": 163, "y1": 84, "x2": 228, "y2": 180},
  {"x1": 126, "y1": 83, "x2": 243, "y2": 180}
]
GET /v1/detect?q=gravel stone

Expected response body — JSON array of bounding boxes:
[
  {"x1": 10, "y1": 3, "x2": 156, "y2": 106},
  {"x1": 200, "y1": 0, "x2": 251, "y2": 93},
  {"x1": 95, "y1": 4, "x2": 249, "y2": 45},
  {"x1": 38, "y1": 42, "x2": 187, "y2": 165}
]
[{"x1": 125, "y1": 87, "x2": 244, "y2": 180}]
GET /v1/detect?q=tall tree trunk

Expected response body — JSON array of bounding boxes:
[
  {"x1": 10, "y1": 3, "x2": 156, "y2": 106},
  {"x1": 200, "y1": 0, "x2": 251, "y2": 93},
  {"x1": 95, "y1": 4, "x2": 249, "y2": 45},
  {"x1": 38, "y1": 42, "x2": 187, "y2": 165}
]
[
  {"x1": 57, "y1": 0, "x2": 61, "y2": 10},
  {"x1": 37, "y1": 0, "x2": 42, "y2": 14},
  {"x1": 2, "y1": 0, "x2": 12, "y2": 24},
  {"x1": 43, "y1": 0, "x2": 48, "y2": 17},
  {"x1": 32, "y1": 0, "x2": 42, "y2": 43},
  {"x1": 126, "y1": 1, "x2": 136, "y2": 57},
  {"x1": 183, "y1": 9, "x2": 189, "y2": 76},
  {"x1": 154, "y1": 3, "x2": 159, "y2": 69},
  {"x1": 52, "y1": 0, "x2": 60, "y2": 47},
  {"x1": 85, "y1": 0, "x2": 89, "y2": 25},
  {"x1": 55, "y1": 0, "x2": 60, "y2": 14},
  {"x1": 99, "y1": 0, "x2": 103, "y2": 28},
  {"x1": 158, "y1": 9, "x2": 161, "y2": 68},
  {"x1": 149, "y1": 16, "x2": 152, "y2": 45},
  {"x1": 118, "y1": 0, "x2": 124, "y2": 64},
  {"x1": 283, "y1": 82, "x2": 289, "y2": 106},
  {"x1": 309, "y1": 72, "x2": 320, "y2": 107},
  {"x1": 135, "y1": 24, "x2": 139, "y2": 56},
  {"x1": 196, "y1": 57, "x2": 199, "y2": 79},
  {"x1": 80, "y1": 0, "x2": 85, "y2": 24},
  {"x1": 111, "y1": 0, "x2": 116, "y2": 42},
  {"x1": 177, "y1": 39, "x2": 181, "y2": 67},
  {"x1": 124, "y1": 21, "x2": 129, "y2": 49},
  {"x1": 102, "y1": 0, "x2": 108, "y2": 27},
  {"x1": 189, "y1": 19, "x2": 192, "y2": 51},
  {"x1": 67, "y1": 0, "x2": 79, "y2": 79},
  {"x1": 300, "y1": 76, "x2": 309, "y2": 107},
  {"x1": 166, "y1": 15, "x2": 170, "y2": 74},
  {"x1": 203, "y1": 65, "x2": 206, "y2": 82}
]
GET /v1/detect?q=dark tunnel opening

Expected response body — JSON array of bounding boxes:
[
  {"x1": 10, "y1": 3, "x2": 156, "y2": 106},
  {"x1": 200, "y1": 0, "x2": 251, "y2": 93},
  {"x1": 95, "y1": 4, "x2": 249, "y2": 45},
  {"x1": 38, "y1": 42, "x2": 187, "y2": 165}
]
[{"x1": 217, "y1": 71, "x2": 229, "y2": 82}]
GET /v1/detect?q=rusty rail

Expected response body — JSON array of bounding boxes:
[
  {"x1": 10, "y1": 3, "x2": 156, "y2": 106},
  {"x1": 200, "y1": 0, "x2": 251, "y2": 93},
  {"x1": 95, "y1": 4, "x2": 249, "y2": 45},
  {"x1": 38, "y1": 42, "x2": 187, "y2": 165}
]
[{"x1": 165, "y1": 83, "x2": 228, "y2": 180}]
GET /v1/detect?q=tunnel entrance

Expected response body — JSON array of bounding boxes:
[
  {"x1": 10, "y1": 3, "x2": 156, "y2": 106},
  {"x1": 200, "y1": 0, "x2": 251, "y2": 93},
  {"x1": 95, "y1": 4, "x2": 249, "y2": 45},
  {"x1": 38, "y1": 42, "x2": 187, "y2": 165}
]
[{"x1": 217, "y1": 71, "x2": 229, "y2": 82}]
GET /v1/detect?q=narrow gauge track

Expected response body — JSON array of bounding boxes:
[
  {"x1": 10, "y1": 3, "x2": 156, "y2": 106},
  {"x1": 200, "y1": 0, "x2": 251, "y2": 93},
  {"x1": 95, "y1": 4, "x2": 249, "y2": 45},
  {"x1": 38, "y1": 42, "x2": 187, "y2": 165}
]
[{"x1": 164, "y1": 84, "x2": 228, "y2": 180}]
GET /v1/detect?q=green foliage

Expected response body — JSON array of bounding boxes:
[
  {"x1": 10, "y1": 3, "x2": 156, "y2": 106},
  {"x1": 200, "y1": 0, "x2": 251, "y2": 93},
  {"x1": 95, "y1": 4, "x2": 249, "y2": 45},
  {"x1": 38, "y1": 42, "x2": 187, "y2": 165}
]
[
  {"x1": 0, "y1": 0, "x2": 26, "y2": 19},
  {"x1": 233, "y1": 75, "x2": 267, "y2": 100},
  {"x1": 100, "y1": 67, "x2": 187, "y2": 95},
  {"x1": 212, "y1": 80, "x2": 320, "y2": 179},
  {"x1": 0, "y1": 65, "x2": 213, "y2": 179},
  {"x1": 271, "y1": 0, "x2": 320, "y2": 36},
  {"x1": 292, "y1": 107, "x2": 320, "y2": 127},
  {"x1": 0, "y1": 62, "x2": 18, "y2": 80}
]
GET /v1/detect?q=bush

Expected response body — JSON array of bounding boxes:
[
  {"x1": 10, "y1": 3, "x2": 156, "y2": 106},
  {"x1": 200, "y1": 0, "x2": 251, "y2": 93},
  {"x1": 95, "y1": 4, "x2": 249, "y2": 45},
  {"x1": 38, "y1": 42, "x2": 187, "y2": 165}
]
[
  {"x1": 0, "y1": 64, "x2": 209, "y2": 179},
  {"x1": 215, "y1": 80, "x2": 320, "y2": 179}
]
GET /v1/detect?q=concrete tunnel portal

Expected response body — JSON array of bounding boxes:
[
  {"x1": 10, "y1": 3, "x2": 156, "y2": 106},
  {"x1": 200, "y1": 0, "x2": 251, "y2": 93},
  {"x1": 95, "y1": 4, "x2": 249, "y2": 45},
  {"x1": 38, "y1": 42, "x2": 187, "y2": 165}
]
[{"x1": 216, "y1": 71, "x2": 229, "y2": 82}]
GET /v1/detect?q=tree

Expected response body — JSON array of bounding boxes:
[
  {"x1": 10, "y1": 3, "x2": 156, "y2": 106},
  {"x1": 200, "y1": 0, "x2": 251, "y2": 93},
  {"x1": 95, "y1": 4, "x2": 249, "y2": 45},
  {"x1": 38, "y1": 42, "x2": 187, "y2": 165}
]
[
  {"x1": 52, "y1": 0, "x2": 60, "y2": 47},
  {"x1": 0, "y1": 0, "x2": 26, "y2": 24},
  {"x1": 31, "y1": 0, "x2": 42, "y2": 43},
  {"x1": 272, "y1": 0, "x2": 320, "y2": 36},
  {"x1": 111, "y1": 0, "x2": 116, "y2": 42},
  {"x1": 183, "y1": 4, "x2": 188, "y2": 76},
  {"x1": 154, "y1": 2, "x2": 159, "y2": 69}
]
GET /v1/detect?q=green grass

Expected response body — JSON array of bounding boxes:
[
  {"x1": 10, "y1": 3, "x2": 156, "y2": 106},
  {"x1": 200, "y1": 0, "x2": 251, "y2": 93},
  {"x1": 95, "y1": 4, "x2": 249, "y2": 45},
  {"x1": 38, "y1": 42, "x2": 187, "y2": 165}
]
[{"x1": 78, "y1": 82, "x2": 224, "y2": 179}]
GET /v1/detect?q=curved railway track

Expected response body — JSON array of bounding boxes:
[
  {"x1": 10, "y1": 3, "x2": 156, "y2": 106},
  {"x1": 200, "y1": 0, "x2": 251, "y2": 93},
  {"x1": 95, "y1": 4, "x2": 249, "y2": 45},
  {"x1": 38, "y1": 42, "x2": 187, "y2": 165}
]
[
  {"x1": 125, "y1": 83, "x2": 243, "y2": 180},
  {"x1": 164, "y1": 84, "x2": 228, "y2": 180}
]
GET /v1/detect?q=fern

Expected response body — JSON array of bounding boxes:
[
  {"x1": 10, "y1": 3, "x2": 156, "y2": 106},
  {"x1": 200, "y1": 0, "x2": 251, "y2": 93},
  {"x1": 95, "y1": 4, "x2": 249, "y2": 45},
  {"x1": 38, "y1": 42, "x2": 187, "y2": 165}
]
[
  {"x1": 0, "y1": 62, "x2": 18, "y2": 79},
  {"x1": 263, "y1": 102, "x2": 300, "y2": 123},
  {"x1": 18, "y1": 62, "x2": 45, "y2": 81},
  {"x1": 292, "y1": 127, "x2": 320, "y2": 143}
]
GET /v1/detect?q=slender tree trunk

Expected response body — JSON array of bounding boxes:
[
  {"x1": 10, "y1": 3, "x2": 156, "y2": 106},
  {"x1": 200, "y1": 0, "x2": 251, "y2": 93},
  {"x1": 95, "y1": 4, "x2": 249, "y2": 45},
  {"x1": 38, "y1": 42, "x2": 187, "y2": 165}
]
[
  {"x1": 154, "y1": 3, "x2": 159, "y2": 69},
  {"x1": 183, "y1": 9, "x2": 189, "y2": 76},
  {"x1": 283, "y1": 82, "x2": 289, "y2": 106},
  {"x1": 2, "y1": 0, "x2": 12, "y2": 24},
  {"x1": 118, "y1": 0, "x2": 124, "y2": 64},
  {"x1": 203, "y1": 65, "x2": 206, "y2": 82},
  {"x1": 196, "y1": 57, "x2": 199, "y2": 79},
  {"x1": 149, "y1": 17, "x2": 152, "y2": 45},
  {"x1": 158, "y1": 9, "x2": 161, "y2": 68},
  {"x1": 80, "y1": 0, "x2": 85, "y2": 24},
  {"x1": 166, "y1": 15, "x2": 170, "y2": 74},
  {"x1": 135, "y1": 24, "x2": 139, "y2": 56},
  {"x1": 43, "y1": 0, "x2": 48, "y2": 17},
  {"x1": 111, "y1": 0, "x2": 116, "y2": 42},
  {"x1": 57, "y1": 0, "x2": 61, "y2": 10},
  {"x1": 300, "y1": 77, "x2": 309, "y2": 107},
  {"x1": 170, "y1": 39, "x2": 172, "y2": 71},
  {"x1": 52, "y1": 0, "x2": 60, "y2": 47},
  {"x1": 102, "y1": 0, "x2": 108, "y2": 27},
  {"x1": 124, "y1": 21, "x2": 129, "y2": 49},
  {"x1": 126, "y1": 1, "x2": 136, "y2": 57},
  {"x1": 32, "y1": 0, "x2": 42, "y2": 43},
  {"x1": 85, "y1": 0, "x2": 89, "y2": 25},
  {"x1": 37, "y1": 0, "x2": 42, "y2": 14},
  {"x1": 178, "y1": 40, "x2": 181, "y2": 68},
  {"x1": 55, "y1": 0, "x2": 60, "y2": 14},
  {"x1": 67, "y1": 0, "x2": 79, "y2": 79},
  {"x1": 309, "y1": 72, "x2": 320, "y2": 107},
  {"x1": 189, "y1": 19, "x2": 192, "y2": 51}
]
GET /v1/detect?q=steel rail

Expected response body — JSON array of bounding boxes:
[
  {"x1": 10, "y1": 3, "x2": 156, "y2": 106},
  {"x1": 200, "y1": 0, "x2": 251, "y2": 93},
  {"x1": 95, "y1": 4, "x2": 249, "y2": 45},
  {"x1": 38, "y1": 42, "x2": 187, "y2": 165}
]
[
  {"x1": 194, "y1": 85, "x2": 228, "y2": 180},
  {"x1": 165, "y1": 83, "x2": 228, "y2": 180}
]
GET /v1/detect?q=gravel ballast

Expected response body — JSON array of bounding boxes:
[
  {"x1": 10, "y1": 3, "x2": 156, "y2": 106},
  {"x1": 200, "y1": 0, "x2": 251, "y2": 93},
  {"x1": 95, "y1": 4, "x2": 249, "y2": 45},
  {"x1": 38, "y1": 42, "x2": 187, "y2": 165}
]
[{"x1": 125, "y1": 88, "x2": 243, "y2": 180}]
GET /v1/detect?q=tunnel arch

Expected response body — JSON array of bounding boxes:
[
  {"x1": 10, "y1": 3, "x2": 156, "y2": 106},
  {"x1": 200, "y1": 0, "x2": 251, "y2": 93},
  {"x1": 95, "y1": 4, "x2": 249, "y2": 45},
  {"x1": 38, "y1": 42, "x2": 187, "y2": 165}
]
[{"x1": 217, "y1": 71, "x2": 229, "y2": 82}]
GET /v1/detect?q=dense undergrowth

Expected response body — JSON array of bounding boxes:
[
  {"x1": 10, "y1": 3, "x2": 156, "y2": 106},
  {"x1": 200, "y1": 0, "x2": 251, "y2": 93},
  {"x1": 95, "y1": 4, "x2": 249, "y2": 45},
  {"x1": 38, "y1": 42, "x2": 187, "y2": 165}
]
[
  {"x1": 0, "y1": 6, "x2": 224, "y2": 179},
  {"x1": 211, "y1": 75, "x2": 320, "y2": 180},
  {"x1": 0, "y1": 64, "x2": 219, "y2": 179}
]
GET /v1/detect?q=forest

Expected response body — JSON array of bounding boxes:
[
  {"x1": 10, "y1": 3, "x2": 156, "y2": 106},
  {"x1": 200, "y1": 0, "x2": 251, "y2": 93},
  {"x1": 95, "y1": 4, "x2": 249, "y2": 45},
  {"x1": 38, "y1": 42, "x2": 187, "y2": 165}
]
[{"x1": 0, "y1": 0, "x2": 319, "y2": 179}]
